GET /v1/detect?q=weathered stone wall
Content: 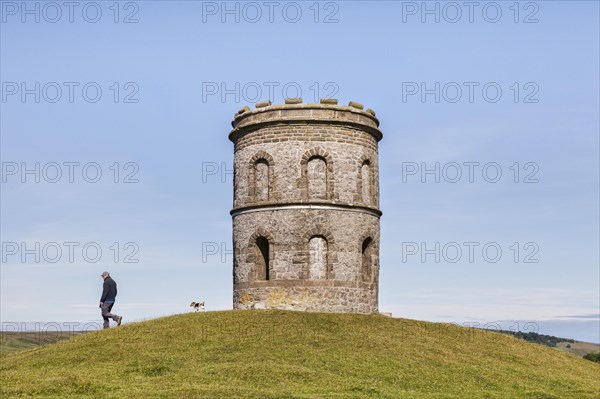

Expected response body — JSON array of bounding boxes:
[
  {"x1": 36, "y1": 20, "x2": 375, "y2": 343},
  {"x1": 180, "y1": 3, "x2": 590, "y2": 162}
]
[
  {"x1": 234, "y1": 286, "x2": 378, "y2": 314},
  {"x1": 232, "y1": 208, "x2": 380, "y2": 313},
  {"x1": 232, "y1": 126, "x2": 380, "y2": 209},
  {"x1": 229, "y1": 99, "x2": 383, "y2": 314}
]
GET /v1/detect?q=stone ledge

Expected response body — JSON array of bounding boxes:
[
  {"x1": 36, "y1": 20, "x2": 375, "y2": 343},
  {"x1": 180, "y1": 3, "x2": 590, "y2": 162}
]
[
  {"x1": 230, "y1": 202, "x2": 383, "y2": 217},
  {"x1": 230, "y1": 118, "x2": 383, "y2": 143},
  {"x1": 229, "y1": 102, "x2": 382, "y2": 143},
  {"x1": 234, "y1": 280, "x2": 376, "y2": 289}
]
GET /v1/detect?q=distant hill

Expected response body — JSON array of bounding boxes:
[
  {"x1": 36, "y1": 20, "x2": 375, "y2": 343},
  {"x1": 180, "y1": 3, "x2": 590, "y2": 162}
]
[
  {"x1": 1, "y1": 310, "x2": 599, "y2": 398},
  {"x1": 494, "y1": 329, "x2": 600, "y2": 358},
  {"x1": 1, "y1": 331, "x2": 86, "y2": 355}
]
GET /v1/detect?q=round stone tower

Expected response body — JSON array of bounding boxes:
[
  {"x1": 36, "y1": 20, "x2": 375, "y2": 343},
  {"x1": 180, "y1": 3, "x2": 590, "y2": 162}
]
[{"x1": 229, "y1": 98, "x2": 382, "y2": 314}]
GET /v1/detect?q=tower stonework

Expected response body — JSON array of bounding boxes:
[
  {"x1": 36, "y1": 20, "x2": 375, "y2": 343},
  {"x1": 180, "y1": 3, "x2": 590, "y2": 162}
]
[{"x1": 229, "y1": 99, "x2": 382, "y2": 314}]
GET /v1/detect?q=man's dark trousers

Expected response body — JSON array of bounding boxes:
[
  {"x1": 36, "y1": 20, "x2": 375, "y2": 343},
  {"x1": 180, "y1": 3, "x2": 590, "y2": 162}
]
[{"x1": 101, "y1": 301, "x2": 120, "y2": 329}]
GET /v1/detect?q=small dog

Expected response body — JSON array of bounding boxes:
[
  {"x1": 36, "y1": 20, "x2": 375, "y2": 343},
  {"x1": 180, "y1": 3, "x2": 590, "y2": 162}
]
[{"x1": 190, "y1": 301, "x2": 205, "y2": 312}]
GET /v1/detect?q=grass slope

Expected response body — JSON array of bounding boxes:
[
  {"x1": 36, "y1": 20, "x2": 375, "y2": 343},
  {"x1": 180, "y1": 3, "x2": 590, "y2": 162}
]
[
  {"x1": 1, "y1": 310, "x2": 598, "y2": 398},
  {"x1": 1, "y1": 332, "x2": 86, "y2": 356}
]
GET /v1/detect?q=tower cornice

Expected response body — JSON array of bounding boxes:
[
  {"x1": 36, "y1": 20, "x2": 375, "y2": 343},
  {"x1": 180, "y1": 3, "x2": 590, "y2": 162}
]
[
  {"x1": 230, "y1": 202, "x2": 383, "y2": 218},
  {"x1": 229, "y1": 101, "x2": 383, "y2": 143}
]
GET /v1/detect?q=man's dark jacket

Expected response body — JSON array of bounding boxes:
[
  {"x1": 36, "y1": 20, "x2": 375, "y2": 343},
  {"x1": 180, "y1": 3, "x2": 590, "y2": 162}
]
[{"x1": 100, "y1": 277, "x2": 118, "y2": 302}]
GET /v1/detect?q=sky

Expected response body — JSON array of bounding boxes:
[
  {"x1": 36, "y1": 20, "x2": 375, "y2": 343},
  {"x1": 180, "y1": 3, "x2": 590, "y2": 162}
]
[{"x1": 1, "y1": 1, "x2": 599, "y2": 343}]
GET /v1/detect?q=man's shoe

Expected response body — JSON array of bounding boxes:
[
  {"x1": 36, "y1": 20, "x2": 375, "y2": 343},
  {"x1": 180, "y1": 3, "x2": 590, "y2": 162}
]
[{"x1": 116, "y1": 316, "x2": 123, "y2": 326}]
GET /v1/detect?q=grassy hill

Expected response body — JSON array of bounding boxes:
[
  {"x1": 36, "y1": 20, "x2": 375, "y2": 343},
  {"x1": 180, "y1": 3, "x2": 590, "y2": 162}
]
[
  {"x1": 492, "y1": 329, "x2": 600, "y2": 357},
  {"x1": 1, "y1": 331, "x2": 87, "y2": 356},
  {"x1": 1, "y1": 310, "x2": 598, "y2": 398}
]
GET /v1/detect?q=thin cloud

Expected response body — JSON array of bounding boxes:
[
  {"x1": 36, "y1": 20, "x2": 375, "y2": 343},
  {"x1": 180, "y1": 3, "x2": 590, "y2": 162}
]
[{"x1": 556, "y1": 314, "x2": 600, "y2": 320}]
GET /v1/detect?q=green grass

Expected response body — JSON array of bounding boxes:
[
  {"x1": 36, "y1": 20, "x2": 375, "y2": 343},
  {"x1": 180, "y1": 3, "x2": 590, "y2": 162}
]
[
  {"x1": 1, "y1": 331, "x2": 86, "y2": 355},
  {"x1": 1, "y1": 310, "x2": 598, "y2": 398}
]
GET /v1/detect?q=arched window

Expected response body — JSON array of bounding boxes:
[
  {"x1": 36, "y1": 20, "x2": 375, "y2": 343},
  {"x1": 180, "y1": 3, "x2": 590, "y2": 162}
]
[
  {"x1": 361, "y1": 160, "x2": 371, "y2": 205},
  {"x1": 254, "y1": 159, "x2": 269, "y2": 201},
  {"x1": 248, "y1": 151, "x2": 273, "y2": 202},
  {"x1": 361, "y1": 238, "x2": 373, "y2": 282},
  {"x1": 307, "y1": 156, "x2": 327, "y2": 200},
  {"x1": 255, "y1": 236, "x2": 270, "y2": 281},
  {"x1": 308, "y1": 236, "x2": 328, "y2": 280},
  {"x1": 301, "y1": 148, "x2": 333, "y2": 201}
]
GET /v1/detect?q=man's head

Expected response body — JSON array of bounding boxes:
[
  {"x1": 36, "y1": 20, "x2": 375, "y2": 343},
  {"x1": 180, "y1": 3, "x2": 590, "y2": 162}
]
[{"x1": 101, "y1": 271, "x2": 110, "y2": 279}]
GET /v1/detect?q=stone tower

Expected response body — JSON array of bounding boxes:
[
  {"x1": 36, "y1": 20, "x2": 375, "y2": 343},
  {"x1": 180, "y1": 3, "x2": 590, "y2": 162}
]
[{"x1": 229, "y1": 98, "x2": 382, "y2": 314}]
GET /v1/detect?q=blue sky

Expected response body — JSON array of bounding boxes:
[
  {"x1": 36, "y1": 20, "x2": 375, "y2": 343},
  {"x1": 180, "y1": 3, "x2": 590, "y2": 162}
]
[{"x1": 1, "y1": 1, "x2": 599, "y2": 343}]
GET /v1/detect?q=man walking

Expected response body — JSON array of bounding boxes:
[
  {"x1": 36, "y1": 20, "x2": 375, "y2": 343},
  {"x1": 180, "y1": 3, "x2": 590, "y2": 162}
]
[{"x1": 100, "y1": 271, "x2": 123, "y2": 329}]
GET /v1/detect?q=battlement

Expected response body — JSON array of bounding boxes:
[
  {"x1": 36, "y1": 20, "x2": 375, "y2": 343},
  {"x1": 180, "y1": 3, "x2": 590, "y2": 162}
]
[{"x1": 229, "y1": 98, "x2": 382, "y2": 143}]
